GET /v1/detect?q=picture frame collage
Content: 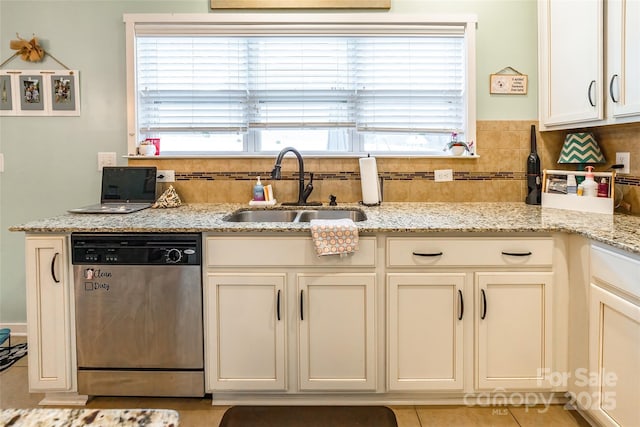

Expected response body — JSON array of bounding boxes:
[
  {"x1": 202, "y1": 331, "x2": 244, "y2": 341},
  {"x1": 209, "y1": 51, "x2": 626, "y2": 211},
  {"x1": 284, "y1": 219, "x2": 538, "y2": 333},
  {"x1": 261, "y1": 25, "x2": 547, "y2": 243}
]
[{"x1": 0, "y1": 70, "x2": 79, "y2": 116}]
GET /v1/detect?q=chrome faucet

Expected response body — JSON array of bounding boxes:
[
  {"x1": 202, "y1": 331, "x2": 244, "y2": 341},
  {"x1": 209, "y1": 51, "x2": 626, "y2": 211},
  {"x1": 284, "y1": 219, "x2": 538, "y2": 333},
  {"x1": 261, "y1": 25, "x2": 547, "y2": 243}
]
[{"x1": 271, "y1": 147, "x2": 321, "y2": 206}]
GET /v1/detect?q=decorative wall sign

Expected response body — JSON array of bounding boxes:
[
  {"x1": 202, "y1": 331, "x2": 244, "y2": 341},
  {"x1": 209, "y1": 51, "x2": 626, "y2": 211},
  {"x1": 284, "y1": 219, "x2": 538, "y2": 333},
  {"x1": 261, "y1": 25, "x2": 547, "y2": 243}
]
[
  {"x1": 489, "y1": 66, "x2": 528, "y2": 95},
  {"x1": 0, "y1": 70, "x2": 79, "y2": 116},
  {"x1": 211, "y1": 0, "x2": 390, "y2": 9}
]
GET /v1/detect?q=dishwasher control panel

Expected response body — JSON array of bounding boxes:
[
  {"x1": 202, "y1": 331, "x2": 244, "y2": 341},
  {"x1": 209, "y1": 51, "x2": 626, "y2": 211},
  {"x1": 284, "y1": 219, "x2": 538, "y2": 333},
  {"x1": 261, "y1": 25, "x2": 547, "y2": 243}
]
[{"x1": 71, "y1": 233, "x2": 201, "y2": 265}]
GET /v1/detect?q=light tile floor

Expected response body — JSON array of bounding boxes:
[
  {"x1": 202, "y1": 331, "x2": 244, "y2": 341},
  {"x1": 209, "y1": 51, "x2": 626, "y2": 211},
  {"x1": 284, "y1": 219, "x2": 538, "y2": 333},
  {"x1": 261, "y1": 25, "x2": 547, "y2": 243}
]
[{"x1": 1, "y1": 337, "x2": 592, "y2": 427}]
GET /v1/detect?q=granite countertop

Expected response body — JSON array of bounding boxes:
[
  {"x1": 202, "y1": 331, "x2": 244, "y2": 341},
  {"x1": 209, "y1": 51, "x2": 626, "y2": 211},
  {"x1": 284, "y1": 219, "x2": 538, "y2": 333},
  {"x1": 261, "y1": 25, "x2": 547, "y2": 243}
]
[
  {"x1": 0, "y1": 408, "x2": 179, "y2": 426},
  {"x1": 9, "y1": 202, "x2": 640, "y2": 255}
]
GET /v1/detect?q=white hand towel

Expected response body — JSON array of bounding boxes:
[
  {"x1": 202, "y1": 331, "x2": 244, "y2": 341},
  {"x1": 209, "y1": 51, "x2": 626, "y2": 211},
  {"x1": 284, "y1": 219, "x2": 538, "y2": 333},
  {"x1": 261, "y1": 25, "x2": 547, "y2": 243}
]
[{"x1": 310, "y1": 218, "x2": 359, "y2": 257}]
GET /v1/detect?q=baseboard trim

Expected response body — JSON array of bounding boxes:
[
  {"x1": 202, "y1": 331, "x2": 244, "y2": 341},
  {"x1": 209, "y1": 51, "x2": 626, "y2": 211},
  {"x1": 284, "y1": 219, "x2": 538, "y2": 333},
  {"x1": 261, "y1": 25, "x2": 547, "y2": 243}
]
[{"x1": 0, "y1": 322, "x2": 27, "y2": 336}]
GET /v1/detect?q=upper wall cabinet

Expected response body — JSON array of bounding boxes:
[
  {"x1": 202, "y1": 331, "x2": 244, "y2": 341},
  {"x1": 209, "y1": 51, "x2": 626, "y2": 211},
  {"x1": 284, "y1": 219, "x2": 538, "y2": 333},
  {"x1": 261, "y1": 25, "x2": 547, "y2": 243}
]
[
  {"x1": 606, "y1": 0, "x2": 640, "y2": 122},
  {"x1": 538, "y1": 0, "x2": 604, "y2": 129},
  {"x1": 539, "y1": 0, "x2": 640, "y2": 130}
]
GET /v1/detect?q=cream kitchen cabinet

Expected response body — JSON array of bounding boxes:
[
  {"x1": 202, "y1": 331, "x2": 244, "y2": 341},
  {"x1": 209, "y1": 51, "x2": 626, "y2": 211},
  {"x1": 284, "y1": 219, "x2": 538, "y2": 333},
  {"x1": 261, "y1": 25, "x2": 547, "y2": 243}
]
[
  {"x1": 204, "y1": 235, "x2": 377, "y2": 394},
  {"x1": 475, "y1": 272, "x2": 553, "y2": 390},
  {"x1": 206, "y1": 273, "x2": 286, "y2": 391},
  {"x1": 387, "y1": 273, "x2": 465, "y2": 391},
  {"x1": 588, "y1": 244, "x2": 640, "y2": 427},
  {"x1": 606, "y1": 0, "x2": 640, "y2": 122},
  {"x1": 386, "y1": 237, "x2": 555, "y2": 392},
  {"x1": 538, "y1": 0, "x2": 603, "y2": 128},
  {"x1": 25, "y1": 235, "x2": 75, "y2": 394},
  {"x1": 297, "y1": 273, "x2": 376, "y2": 391}
]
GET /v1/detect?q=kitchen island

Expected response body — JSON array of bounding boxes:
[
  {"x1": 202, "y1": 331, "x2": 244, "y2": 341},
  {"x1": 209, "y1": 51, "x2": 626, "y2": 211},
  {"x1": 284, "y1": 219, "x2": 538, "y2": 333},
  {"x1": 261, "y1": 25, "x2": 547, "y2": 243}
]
[{"x1": 9, "y1": 203, "x2": 640, "y2": 427}]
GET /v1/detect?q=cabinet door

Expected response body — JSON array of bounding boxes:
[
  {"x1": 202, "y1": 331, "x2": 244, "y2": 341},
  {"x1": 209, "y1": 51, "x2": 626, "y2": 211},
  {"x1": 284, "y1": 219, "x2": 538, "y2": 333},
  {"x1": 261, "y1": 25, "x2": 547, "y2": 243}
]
[
  {"x1": 539, "y1": 0, "x2": 603, "y2": 127},
  {"x1": 387, "y1": 273, "x2": 465, "y2": 391},
  {"x1": 206, "y1": 273, "x2": 286, "y2": 391},
  {"x1": 25, "y1": 236, "x2": 73, "y2": 391},
  {"x1": 589, "y1": 284, "x2": 640, "y2": 427},
  {"x1": 297, "y1": 273, "x2": 376, "y2": 391},
  {"x1": 475, "y1": 272, "x2": 553, "y2": 390},
  {"x1": 606, "y1": 0, "x2": 640, "y2": 120}
]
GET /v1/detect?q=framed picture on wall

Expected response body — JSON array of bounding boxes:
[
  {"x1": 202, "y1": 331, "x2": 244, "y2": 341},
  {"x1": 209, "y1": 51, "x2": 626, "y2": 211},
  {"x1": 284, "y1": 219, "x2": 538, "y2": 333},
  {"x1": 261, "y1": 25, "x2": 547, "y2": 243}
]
[
  {"x1": 19, "y1": 75, "x2": 45, "y2": 113},
  {"x1": 0, "y1": 70, "x2": 79, "y2": 116},
  {"x1": 0, "y1": 74, "x2": 14, "y2": 114},
  {"x1": 50, "y1": 71, "x2": 79, "y2": 115}
]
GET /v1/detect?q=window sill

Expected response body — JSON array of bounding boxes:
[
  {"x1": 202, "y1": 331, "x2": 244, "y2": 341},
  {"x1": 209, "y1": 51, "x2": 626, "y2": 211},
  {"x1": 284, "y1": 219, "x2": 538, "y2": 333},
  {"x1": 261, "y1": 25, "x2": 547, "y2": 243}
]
[{"x1": 126, "y1": 154, "x2": 481, "y2": 160}]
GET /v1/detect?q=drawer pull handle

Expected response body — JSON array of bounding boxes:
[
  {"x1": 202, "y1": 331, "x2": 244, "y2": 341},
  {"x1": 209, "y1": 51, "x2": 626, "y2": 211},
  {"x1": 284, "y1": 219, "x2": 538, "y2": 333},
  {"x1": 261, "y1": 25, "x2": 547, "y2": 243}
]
[
  {"x1": 51, "y1": 252, "x2": 60, "y2": 283},
  {"x1": 501, "y1": 251, "x2": 532, "y2": 257},
  {"x1": 276, "y1": 289, "x2": 281, "y2": 321},
  {"x1": 300, "y1": 289, "x2": 304, "y2": 321},
  {"x1": 588, "y1": 80, "x2": 596, "y2": 107},
  {"x1": 412, "y1": 251, "x2": 443, "y2": 257},
  {"x1": 481, "y1": 289, "x2": 487, "y2": 320},
  {"x1": 609, "y1": 74, "x2": 619, "y2": 103},
  {"x1": 458, "y1": 289, "x2": 464, "y2": 320}
]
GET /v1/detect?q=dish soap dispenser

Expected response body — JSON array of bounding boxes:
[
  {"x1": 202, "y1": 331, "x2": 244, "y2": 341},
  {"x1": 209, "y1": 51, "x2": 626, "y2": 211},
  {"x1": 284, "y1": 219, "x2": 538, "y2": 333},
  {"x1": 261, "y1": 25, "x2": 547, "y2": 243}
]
[
  {"x1": 253, "y1": 176, "x2": 265, "y2": 201},
  {"x1": 582, "y1": 166, "x2": 598, "y2": 197}
]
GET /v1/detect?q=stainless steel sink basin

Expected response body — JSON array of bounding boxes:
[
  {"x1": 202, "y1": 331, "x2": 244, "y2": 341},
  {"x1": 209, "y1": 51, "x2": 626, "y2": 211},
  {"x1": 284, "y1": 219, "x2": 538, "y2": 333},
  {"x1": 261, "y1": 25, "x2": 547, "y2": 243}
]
[
  {"x1": 296, "y1": 209, "x2": 367, "y2": 222},
  {"x1": 223, "y1": 208, "x2": 366, "y2": 223},
  {"x1": 223, "y1": 210, "x2": 299, "y2": 223}
]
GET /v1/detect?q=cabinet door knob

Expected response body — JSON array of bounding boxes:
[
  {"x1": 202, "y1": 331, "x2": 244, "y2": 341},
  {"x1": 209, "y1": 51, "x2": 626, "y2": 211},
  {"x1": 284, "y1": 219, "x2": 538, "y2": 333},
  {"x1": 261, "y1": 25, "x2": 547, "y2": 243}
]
[
  {"x1": 51, "y1": 252, "x2": 60, "y2": 284},
  {"x1": 480, "y1": 289, "x2": 487, "y2": 320}
]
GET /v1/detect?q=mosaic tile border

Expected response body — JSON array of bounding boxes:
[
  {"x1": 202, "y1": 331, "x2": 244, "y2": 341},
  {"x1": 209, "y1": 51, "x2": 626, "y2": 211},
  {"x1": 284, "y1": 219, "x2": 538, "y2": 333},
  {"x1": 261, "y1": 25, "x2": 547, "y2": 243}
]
[{"x1": 175, "y1": 171, "x2": 640, "y2": 186}]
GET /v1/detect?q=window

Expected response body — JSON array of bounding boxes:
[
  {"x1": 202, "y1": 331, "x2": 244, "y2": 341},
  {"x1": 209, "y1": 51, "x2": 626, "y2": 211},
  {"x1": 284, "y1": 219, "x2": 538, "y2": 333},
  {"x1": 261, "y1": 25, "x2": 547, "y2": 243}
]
[{"x1": 125, "y1": 14, "x2": 477, "y2": 156}]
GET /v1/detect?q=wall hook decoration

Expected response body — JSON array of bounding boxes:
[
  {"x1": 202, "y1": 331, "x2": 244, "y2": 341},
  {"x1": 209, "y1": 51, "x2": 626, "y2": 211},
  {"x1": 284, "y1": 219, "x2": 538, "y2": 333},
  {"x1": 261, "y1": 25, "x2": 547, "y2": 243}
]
[{"x1": 9, "y1": 33, "x2": 45, "y2": 62}]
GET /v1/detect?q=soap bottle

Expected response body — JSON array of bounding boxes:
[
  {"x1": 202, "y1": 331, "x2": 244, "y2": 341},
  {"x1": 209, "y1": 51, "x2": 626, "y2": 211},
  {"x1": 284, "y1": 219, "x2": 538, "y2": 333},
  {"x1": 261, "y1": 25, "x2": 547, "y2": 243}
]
[
  {"x1": 597, "y1": 178, "x2": 609, "y2": 198},
  {"x1": 582, "y1": 166, "x2": 598, "y2": 197},
  {"x1": 253, "y1": 176, "x2": 265, "y2": 201}
]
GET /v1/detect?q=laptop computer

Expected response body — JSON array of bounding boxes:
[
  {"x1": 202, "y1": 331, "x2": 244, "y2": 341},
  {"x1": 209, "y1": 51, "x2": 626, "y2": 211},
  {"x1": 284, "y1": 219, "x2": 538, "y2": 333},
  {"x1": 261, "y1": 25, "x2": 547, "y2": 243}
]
[{"x1": 68, "y1": 166, "x2": 158, "y2": 214}]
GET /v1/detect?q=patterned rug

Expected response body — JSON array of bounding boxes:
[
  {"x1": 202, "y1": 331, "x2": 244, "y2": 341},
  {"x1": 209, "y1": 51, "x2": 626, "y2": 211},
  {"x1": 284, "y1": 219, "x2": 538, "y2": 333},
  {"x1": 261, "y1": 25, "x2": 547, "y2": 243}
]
[
  {"x1": 0, "y1": 343, "x2": 27, "y2": 372},
  {"x1": 219, "y1": 406, "x2": 398, "y2": 427}
]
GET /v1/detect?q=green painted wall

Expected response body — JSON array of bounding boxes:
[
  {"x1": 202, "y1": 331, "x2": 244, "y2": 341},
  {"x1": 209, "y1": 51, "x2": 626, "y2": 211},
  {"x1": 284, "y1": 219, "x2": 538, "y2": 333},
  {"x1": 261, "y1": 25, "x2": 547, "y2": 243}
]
[{"x1": 0, "y1": 0, "x2": 537, "y2": 323}]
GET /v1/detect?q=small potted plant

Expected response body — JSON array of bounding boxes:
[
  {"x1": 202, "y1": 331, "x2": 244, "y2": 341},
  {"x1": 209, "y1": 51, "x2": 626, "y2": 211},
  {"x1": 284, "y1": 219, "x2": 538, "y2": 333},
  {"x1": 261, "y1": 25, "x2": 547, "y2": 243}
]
[{"x1": 445, "y1": 132, "x2": 469, "y2": 156}]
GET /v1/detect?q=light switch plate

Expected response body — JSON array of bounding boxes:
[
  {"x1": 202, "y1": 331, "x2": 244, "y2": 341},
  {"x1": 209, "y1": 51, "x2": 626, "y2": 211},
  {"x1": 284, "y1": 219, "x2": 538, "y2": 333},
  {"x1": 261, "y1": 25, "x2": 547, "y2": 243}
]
[
  {"x1": 434, "y1": 169, "x2": 453, "y2": 182},
  {"x1": 0, "y1": 153, "x2": 4, "y2": 172},
  {"x1": 615, "y1": 152, "x2": 630, "y2": 174},
  {"x1": 97, "y1": 152, "x2": 117, "y2": 171}
]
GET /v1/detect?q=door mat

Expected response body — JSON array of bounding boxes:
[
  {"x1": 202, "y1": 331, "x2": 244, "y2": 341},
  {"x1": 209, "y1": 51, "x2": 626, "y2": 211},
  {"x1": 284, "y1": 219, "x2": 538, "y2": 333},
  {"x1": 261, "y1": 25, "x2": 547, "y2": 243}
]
[
  {"x1": 0, "y1": 343, "x2": 27, "y2": 372},
  {"x1": 219, "y1": 406, "x2": 397, "y2": 427}
]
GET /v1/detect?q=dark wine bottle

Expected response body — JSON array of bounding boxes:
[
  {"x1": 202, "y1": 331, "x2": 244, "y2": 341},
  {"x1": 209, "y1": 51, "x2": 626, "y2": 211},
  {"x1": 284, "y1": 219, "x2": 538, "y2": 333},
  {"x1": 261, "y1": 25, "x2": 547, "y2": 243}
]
[{"x1": 525, "y1": 124, "x2": 542, "y2": 205}]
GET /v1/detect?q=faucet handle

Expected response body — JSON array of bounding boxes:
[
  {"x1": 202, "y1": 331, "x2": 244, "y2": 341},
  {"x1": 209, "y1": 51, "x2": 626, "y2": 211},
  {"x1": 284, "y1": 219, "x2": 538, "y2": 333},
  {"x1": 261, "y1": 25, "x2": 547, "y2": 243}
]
[{"x1": 329, "y1": 194, "x2": 337, "y2": 206}]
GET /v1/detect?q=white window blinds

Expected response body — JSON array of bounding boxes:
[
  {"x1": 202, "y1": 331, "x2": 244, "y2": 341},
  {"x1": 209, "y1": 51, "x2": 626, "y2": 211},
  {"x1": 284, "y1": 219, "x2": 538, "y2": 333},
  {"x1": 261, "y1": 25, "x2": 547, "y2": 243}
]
[{"x1": 136, "y1": 34, "x2": 466, "y2": 137}]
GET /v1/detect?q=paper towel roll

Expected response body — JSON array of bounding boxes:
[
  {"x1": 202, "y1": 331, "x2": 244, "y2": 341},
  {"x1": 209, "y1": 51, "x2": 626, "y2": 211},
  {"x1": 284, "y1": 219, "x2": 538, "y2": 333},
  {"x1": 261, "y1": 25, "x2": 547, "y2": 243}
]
[{"x1": 359, "y1": 156, "x2": 380, "y2": 205}]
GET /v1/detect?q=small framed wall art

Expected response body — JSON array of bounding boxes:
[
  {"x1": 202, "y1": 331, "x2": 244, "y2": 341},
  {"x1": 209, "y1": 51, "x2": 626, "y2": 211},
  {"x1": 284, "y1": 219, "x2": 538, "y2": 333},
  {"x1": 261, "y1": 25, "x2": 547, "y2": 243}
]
[{"x1": 0, "y1": 70, "x2": 79, "y2": 116}]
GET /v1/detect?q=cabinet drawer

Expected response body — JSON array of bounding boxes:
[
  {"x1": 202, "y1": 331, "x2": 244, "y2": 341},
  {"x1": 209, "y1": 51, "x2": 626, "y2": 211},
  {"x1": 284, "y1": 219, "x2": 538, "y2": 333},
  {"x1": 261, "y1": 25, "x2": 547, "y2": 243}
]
[
  {"x1": 206, "y1": 236, "x2": 376, "y2": 267},
  {"x1": 591, "y1": 244, "x2": 640, "y2": 299},
  {"x1": 386, "y1": 237, "x2": 553, "y2": 268}
]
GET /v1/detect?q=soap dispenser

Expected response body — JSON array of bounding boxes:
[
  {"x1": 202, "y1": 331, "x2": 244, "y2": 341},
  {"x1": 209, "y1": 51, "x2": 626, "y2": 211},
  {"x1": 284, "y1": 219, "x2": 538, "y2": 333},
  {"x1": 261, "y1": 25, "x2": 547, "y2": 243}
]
[
  {"x1": 582, "y1": 166, "x2": 598, "y2": 197},
  {"x1": 253, "y1": 176, "x2": 265, "y2": 201}
]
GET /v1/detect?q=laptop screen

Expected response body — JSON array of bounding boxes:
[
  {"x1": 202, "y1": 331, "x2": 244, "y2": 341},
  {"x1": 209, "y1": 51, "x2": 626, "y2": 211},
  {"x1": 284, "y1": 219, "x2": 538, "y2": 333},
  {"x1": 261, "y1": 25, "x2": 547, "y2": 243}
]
[{"x1": 101, "y1": 167, "x2": 157, "y2": 203}]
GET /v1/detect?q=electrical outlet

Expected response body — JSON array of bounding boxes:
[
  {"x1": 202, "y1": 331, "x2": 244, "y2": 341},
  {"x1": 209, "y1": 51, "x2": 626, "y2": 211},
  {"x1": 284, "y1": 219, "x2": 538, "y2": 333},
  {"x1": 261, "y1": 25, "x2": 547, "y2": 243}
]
[
  {"x1": 616, "y1": 152, "x2": 630, "y2": 174},
  {"x1": 434, "y1": 169, "x2": 454, "y2": 182},
  {"x1": 157, "y1": 170, "x2": 175, "y2": 182},
  {"x1": 97, "y1": 152, "x2": 117, "y2": 171}
]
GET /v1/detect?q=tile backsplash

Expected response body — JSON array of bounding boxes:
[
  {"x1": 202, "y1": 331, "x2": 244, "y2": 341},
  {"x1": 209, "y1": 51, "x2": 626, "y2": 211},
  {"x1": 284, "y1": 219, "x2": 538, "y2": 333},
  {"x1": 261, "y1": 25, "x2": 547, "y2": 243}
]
[{"x1": 129, "y1": 120, "x2": 640, "y2": 213}]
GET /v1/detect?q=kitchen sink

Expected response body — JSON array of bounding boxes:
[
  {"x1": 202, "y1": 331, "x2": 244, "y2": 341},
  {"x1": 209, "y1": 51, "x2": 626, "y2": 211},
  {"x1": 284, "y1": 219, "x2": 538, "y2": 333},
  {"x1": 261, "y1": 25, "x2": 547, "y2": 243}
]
[{"x1": 223, "y1": 208, "x2": 367, "y2": 223}]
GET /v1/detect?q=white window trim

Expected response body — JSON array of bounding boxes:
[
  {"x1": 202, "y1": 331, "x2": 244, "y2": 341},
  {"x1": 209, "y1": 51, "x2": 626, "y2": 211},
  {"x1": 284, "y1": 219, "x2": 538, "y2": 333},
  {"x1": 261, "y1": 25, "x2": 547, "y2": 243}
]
[{"x1": 124, "y1": 13, "x2": 477, "y2": 158}]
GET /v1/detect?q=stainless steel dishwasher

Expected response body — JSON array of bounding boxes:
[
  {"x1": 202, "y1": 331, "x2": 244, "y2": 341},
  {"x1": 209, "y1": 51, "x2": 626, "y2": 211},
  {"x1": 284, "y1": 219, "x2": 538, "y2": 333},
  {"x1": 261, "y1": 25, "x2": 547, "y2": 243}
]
[{"x1": 71, "y1": 233, "x2": 204, "y2": 397}]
